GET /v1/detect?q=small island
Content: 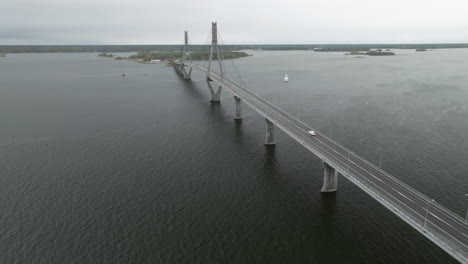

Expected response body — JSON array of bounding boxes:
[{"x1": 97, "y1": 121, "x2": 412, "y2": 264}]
[
  {"x1": 103, "y1": 51, "x2": 250, "y2": 63},
  {"x1": 315, "y1": 47, "x2": 370, "y2": 52},
  {"x1": 0, "y1": 52, "x2": 6, "y2": 57},
  {"x1": 97, "y1": 52, "x2": 114, "y2": 58},
  {"x1": 345, "y1": 49, "x2": 395, "y2": 56},
  {"x1": 367, "y1": 50, "x2": 396, "y2": 56},
  {"x1": 415, "y1": 48, "x2": 428, "y2": 52}
]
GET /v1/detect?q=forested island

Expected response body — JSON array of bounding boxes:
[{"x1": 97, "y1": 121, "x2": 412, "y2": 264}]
[
  {"x1": 345, "y1": 50, "x2": 396, "y2": 56},
  {"x1": 98, "y1": 51, "x2": 250, "y2": 63},
  {"x1": 97, "y1": 52, "x2": 114, "y2": 58},
  {"x1": 315, "y1": 47, "x2": 370, "y2": 52}
]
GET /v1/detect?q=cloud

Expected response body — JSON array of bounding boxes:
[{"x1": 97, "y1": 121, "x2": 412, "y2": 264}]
[{"x1": 1, "y1": 0, "x2": 468, "y2": 44}]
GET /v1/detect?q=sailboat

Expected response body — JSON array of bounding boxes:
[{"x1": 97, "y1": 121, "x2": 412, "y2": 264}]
[{"x1": 284, "y1": 73, "x2": 288, "y2": 82}]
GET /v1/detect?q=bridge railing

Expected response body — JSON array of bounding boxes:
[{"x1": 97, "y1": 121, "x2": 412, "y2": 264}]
[
  {"x1": 300, "y1": 136, "x2": 468, "y2": 262},
  {"x1": 225, "y1": 69, "x2": 468, "y2": 260},
  {"x1": 209, "y1": 63, "x2": 468, "y2": 230},
  {"x1": 185, "y1": 62, "x2": 468, "y2": 262},
  {"x1": 312, "y1": 140, "x2": 468, "y2": 262}
]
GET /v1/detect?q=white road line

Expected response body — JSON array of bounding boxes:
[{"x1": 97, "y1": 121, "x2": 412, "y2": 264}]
[
  {"x1": 394, "y1": 188, "x2": 415, "y2": 203},
  {"x1": 315, "y1": 137, "x2": 385, "y2": 184},
  {"x1": 187, "y1": 65, "x2": 468, "y2": 250},
  {"x1": 429, "y1": 211, "x2": 457, "y2": 232}
]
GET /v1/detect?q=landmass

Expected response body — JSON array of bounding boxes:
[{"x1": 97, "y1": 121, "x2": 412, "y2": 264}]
[
  {"x1": 345, "y1": 49, "x2": 395, "y2": 56},
  {"x1": 415, "y1": 48, "x2": 428, "y2": 51},
  {"x1": 0, "y1": 44, "x2": 467, "y2": 53},
  {"x1": 97, "y1": 52, "x2": 114, "y2": 58},
  {"x1": 314, "y1": 47, "x2": 370, "y2": 52},
  {"x1": 108, "y1": 51, "x2": 250, "y2": 63},
  {"x1": 366, "y1": 50, "x2": 396, "y2": 56}
]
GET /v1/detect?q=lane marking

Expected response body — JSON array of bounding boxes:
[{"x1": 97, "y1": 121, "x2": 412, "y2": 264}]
[
  {"x1": 394, "y1": 188, "x2": 415, "y2": 203},
  {"x1": 190, "y1": 65, "x2": 468, "y2": 241}
]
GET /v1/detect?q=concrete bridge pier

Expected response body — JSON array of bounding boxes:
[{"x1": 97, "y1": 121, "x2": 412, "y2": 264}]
[
  {"x1": 234, "y1": 96, "x2": 242, "y2": 120},
  {"x1": 321, "y1": 162, "x2": 338, "y2": 192},
  {"x1": 176, "y1": 65, "x2": 183, "y2": 75},
  {"x1": 265, "y1": 118, "x2": 275, "y2": 146},
  {"x1": 207, "y1": 79, "x2": 222, "y2": 102},
  {"x1": 182, "y1": 66, "x2": 192, "y2": 80}
]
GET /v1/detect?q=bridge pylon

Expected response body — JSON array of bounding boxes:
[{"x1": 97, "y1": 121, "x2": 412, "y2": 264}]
[
  {"x1": 206, "y1": 22, "x2": 224, "y2": 102},
  {"x1": 181, "y1": 31, "x2": 193, "y2": 80}
]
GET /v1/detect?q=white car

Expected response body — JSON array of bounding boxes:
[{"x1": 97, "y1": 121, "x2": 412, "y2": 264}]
[{"x1": 308, "y1": 130, "x2": 316, "y2": 136}]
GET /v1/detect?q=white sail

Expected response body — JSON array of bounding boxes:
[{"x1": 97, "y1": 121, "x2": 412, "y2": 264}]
[{"x1": 284, "y1": 74, "x2": 288, "y2": 82}]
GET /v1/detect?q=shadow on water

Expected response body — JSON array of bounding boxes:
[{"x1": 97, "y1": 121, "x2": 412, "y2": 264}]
[
  {"x1": 263, "y1": 146, "x2": 276, "y2": 170},
  {"x1": 316, "y1": 192, "x2": 339, "y2": 262},
  {"x1": 320, "y1": 192, "x2": 337, "y2": 216},
  {"x1": 174, "y1": 71, "x2": 244, "y2": 141},
  {"x1": 208, "y1": 102, "x2": 224, "y2": 122},
  {"x1": 319, "y1": 192, "x2": 338, "y2": 232},
  {"x1": 175, "y1": 74, "x2": 231, "y2": 127},
  {"x1": 233, "y1": 119, "x2": 243, "y2": 144},
  {"x1": 175, "y1": 76, "x2": 208, "y2": 102}
]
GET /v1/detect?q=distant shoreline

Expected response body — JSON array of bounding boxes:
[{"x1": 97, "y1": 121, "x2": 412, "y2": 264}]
[
  {"x1": 98, "y1": 51, "x2": 250, "y2": 63},
  {"x1": 1, "y1": 44, "x2": 468, "y2": 53}
]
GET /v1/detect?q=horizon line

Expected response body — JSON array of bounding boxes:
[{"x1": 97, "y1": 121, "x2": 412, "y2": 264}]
[{"x1": 2, "y1": 43, "x2": 468, "y2": 46}]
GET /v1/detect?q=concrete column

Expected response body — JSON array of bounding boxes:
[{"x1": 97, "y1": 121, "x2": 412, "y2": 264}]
[
  {"x1": 176, "y1": 65, "x2": 182, "y2": 75},
  {"x1": 321, "y1": 162, "x2": 338, "y2": 192},
  {"x1": 265, "y1": 118, "x2": 275, "y2": 145},
  {"x1": 207, "y1": 80, "x2": 222, "y2": 102},
  {"x1": 234, "y1": 96, "x2": 242, "y2": 120},
  {"x1": 183, "y1": 67, "x2": 192, "y2": 79}
]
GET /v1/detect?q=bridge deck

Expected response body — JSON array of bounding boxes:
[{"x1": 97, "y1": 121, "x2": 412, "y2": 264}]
[{"x1": 174, "y1": 61, "x2": 468, "y2": 263}]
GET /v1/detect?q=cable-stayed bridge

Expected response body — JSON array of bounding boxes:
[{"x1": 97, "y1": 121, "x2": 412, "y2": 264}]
[{"x1": 172, "y1": 22, "x2": 468, "y2": 263}]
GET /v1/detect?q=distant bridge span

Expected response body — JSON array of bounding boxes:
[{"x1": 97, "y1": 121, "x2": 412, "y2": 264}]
[{"x1": 172, "y1": 22, "x2": 468, "y2": 263}]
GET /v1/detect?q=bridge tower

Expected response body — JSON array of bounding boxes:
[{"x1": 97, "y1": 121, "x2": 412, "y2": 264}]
[
  {"x1": 206, "y1": 22, "x2": 223, "y2": 102},
  {"x1": 181, "y1": 31, "x2": 193, "y2": 80}
]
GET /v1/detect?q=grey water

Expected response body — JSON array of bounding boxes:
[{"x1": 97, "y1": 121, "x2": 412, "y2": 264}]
[{"x1": 0, "y1": 50, "x2": 467, "y2": 263}]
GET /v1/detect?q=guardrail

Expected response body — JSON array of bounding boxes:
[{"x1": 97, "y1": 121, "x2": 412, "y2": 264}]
[{"x1": 178, "y1": 61, "x2": 468, "y2": 263}]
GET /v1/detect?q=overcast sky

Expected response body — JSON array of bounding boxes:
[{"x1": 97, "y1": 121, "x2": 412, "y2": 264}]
[{"x1": 1, "y1": 0, "x2": 468, "y2": 45}]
